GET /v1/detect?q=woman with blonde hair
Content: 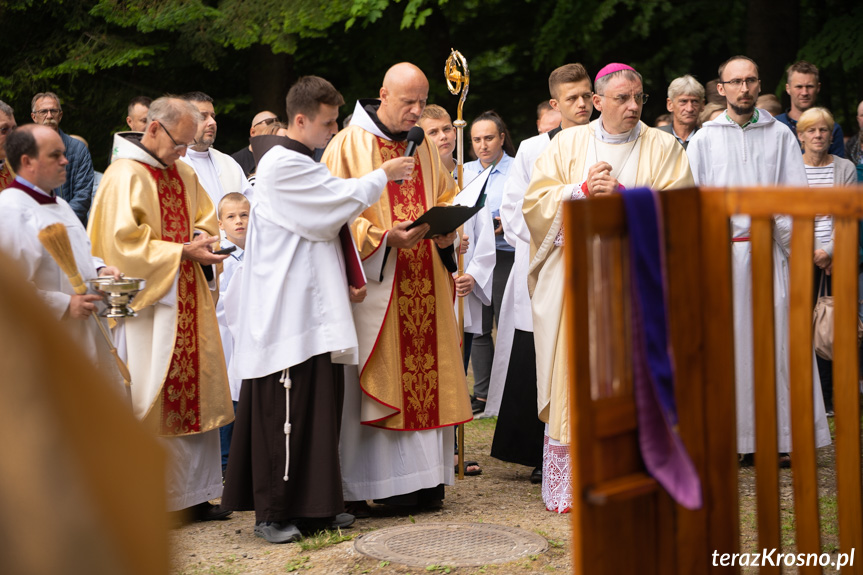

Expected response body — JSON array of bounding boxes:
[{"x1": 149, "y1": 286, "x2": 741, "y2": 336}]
[{"x1": 798, "y1": 106, "x2": 857, "y2": 418}]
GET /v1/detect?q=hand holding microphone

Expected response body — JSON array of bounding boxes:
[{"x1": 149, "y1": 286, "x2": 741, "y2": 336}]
[{"x1": 395, "y1": 126, "x2": 425, "y2": 184}]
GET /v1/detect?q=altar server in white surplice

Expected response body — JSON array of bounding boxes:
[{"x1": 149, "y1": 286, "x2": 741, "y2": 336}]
[
  {"x1": 221, "y1": 75, "x2": 415, "y2": 544},
  {"x1": 0, "y1": 124, "x2": 121, "y2": 381}
]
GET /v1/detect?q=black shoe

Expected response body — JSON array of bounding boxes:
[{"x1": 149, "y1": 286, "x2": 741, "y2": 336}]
[
  {"x1": 530, "y1": 466, "x2": 542, "y2": 484},
  {"x1": 255, "y1": 521, "x2": 301, "y2": 544},
  {"x1": 295, "y1": 512, "x2": 355, "y2": 533},
  {"x1": 738, "y1": 453, "x2": 755, "y2": 467},
  {"x1": 191, "y1": 501, "x2": 232, "y2": 521},
  {"x1": 471, "y1": 396, "x2": 486, "y2": 414}
]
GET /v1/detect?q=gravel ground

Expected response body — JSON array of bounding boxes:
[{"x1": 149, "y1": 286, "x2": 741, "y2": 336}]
[
  {"x1": 169, "y1": 409, "x2": 844, "y2": 574},
  {"x1": 170, "y1": 416, "x2": 573, "y2": 575}
]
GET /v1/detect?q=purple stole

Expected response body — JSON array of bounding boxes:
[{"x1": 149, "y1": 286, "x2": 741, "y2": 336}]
[{"x1": 623, "y1": 187, "x2": 702, "y2": 510}]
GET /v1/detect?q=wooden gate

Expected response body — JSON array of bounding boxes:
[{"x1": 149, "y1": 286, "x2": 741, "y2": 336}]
[{"x1": 563, "y1": 187, "x2": 863, "y2": 574}]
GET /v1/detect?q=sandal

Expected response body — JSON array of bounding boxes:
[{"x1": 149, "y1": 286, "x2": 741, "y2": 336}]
[
  {"x1": 455, "y1": 460, "x2": 482, "y2": 476},
  {"x1": 345, "y1": 500, "x2": 371, "y2": 519}
]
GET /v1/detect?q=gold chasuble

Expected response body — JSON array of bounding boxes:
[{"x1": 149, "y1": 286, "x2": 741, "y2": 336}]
[
  {"x1": 323, "y1": 127, "x2": 472, "y2": 431},
  {"x1": 88, "y1": 158, "x2": 233, "y2": 437},
  {"x1": 523, "y1": 120, "x2": 693, "y2": 444}
]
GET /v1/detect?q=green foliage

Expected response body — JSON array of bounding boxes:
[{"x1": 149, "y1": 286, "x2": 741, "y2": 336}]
[{"x1": 1, "y1": 0, "x2": 860, "y2": 174}]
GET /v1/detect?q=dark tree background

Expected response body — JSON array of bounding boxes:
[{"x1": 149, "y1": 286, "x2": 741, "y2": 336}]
[{"x1": 1, "y1": 0, "x2": 860, "y2": 171}]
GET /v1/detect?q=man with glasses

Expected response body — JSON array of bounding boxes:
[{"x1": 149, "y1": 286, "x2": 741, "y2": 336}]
[
  {"x1": 776, "y1": 60, "x2": 845, "y2": 158},
  {"x1": 522, "y1": 62, "x2": 693, "y2": 513},
  {"x1": 89, "y1": 96, "x2": 236, "y2": 524},
  {"x1": 30, "y1": 92, "x2": 94, "y2": 226},
  {"x1": 0, "y1": 100, "x2": 16, "y2": 189},
  {"x1": 687, "y1": 55, "x2": 831, "y2": 467},
  {"x1": 231, "y1": 111, "x2": 279, "y2": 176}
]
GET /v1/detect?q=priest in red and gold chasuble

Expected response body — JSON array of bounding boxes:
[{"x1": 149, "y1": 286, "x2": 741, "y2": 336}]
[
  {"x1": 89, "y1": 100, "x2": 234, "y2": 517},
  {"x1": 324, "y1": 108, "x2": 472, "y2": 433},
  {"x1": 90, "y1": 162, "x2": 232, "y2": 438}
]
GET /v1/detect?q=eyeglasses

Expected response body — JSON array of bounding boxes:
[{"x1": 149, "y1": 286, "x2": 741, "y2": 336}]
[
  {"x1": 158, "y1": 121, "x2": 194, "y2": 152},
  {"x1": 0, "y1": 125, "x2": 15, "y2": 136},
  {"x1": 597, "y1": 93, "x2": 649, "y2": 105},
  {"x1": 252, "y1": 117, "x2": 278, "y2": 128},
  {"x1": 33, "y1": 108, "x2": 61, "y2": 117},
  {"x1": 719, "y1": 77, "x2": 759, "y2": 88}
]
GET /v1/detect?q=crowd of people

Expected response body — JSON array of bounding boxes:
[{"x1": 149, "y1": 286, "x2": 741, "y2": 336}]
[{"x1": 0, "y1": 54, "x2": 861, "y2": 544}]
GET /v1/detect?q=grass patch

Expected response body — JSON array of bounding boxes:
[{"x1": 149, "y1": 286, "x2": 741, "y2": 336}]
[
  {"x1": 284, "y1": 555, "x2": 311, "y2": 572},
  {"x1": 466, "y1": 415, "x2": 497, "y2": 432},
  {"x1": 297, "y1": 529, "x2": 354, "y2": 551}
]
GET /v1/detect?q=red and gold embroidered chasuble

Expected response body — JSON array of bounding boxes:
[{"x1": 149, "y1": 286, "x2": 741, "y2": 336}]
[
  {"x1": 146, "y1": 164, "x2": 202, "y2": 435},
  {"x1": 343, "y1": 136, "x2": 471, "y2": 431},
  {"x1": 87, "y1": 156, "x2": 233, "y2": 437}
]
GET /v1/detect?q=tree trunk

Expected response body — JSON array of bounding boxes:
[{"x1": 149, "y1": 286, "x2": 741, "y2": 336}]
[
  {"x1": 249, "y1": 45, "x2": 295, "y2": 119},
  {"x1": 747, "y1": 0, "x2": 799, "y2": 93}
]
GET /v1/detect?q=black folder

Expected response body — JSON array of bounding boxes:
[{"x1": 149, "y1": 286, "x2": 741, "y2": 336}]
[{"x1": 406, "y1": 164, "x2": 492, "y2": 239}]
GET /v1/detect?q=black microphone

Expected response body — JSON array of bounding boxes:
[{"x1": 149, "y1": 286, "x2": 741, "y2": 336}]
[{"x1": 396, "y1": 126, "x2": 425, "y2": 184}]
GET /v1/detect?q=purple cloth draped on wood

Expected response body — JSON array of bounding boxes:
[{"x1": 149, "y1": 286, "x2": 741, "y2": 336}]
[{"x1": 623, "y1": 187, "x2": 702, "y2": 510}]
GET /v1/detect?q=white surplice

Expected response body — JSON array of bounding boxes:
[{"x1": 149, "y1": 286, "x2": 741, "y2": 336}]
[
  {"x1": 687, "y1": 109, "x2": 832, "y2": 452},
  {"x1": 229, "y1": 143, "x2": 388, "y2": 379},
  {"x1": 0, "y1": 180, "x2": 117, "y2": 383}
]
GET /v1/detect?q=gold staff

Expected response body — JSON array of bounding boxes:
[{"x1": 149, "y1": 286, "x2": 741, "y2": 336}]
[{"x1": 445, "y1": 48, "x2": 470, "y2": 479}]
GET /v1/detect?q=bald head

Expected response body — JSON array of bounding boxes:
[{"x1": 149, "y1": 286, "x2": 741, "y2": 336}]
[
  {"x1": 140, "y1": 97, "x2": 200, "y2": 166},
  {"x1": 378, "y1": 62, "x2": 429, "y2": 134},
  {"x1": 250, "y1": 111, "x2": 278, "y2": 137}
]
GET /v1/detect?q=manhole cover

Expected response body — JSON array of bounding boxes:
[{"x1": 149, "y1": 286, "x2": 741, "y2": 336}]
[{"x1": 354, "y1": 522, "x2": 549, "y2": 567}]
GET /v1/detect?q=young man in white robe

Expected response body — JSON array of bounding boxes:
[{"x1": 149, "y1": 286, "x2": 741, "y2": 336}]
[
  {"x1": 221, "y1": 75, "x2": 415, "y2": 543},
  {"x1": 686, "y1": 55, "x2": 832, "y2": 464},
  {"x1": 0, "y1": 124, "x2": 122, "y2": 378},
  {"x1": 486, "y1": 63, "x2": 594, "y2": 495}
]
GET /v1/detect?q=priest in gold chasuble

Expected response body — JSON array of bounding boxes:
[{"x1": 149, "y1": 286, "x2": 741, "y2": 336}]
[
  {"x1": 324, "y1": 63, "x2": 472, "y2": 507},
  {"x1": 88, "y1": 98, "x2": 234, "y2": 519}
]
